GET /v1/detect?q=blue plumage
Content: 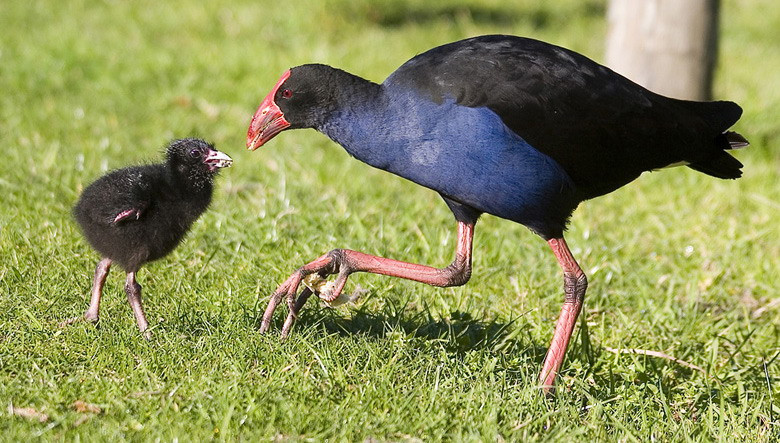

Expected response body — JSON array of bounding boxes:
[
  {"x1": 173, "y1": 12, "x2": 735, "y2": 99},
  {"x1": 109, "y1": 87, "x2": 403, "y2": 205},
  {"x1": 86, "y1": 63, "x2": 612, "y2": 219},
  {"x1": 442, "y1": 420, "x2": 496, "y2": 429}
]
[{"x1": 320, "y1": 84, "x2": 576, "y2": 235}]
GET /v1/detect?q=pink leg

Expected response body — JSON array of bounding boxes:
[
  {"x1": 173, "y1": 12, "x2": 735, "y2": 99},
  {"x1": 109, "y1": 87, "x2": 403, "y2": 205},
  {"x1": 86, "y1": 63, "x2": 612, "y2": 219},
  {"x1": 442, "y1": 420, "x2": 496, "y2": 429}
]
[
  {"x1": 60, "y1": 258, "x2": 112, "y2": 327},
  {"x1": 262, "y1": 221, "x2": 476, "y2": 337},
  {"x1": 539, "y1": 237, "x2": 588, "y2": 393},
  {"x1": 124, "y1": 272, "x2": 151, "y2": 339}
]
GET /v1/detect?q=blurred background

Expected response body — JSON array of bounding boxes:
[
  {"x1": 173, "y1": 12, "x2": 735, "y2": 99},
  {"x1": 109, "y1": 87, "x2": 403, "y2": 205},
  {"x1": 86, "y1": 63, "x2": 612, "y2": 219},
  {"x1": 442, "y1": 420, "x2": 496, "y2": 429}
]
[{"x1": 2, "y1": 0, "x2": 777, "y2": 165}]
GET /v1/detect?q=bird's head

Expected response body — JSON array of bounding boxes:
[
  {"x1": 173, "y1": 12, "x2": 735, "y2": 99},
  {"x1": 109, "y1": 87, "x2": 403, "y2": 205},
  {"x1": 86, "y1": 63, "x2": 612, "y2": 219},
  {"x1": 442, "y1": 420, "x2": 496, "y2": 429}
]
[
  {"x1": 166, "y1": 138, "x2": 233, "y2": 177},
  {"x1": 246, "y1": 64, "x2": 345, "y2": 151}
]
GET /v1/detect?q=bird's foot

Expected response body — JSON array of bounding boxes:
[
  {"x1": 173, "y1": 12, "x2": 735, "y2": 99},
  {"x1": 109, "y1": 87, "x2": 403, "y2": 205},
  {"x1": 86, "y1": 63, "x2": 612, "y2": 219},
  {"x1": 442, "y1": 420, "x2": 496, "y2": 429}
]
[
  {"x1": 59, "y1": 312, "x2": 99, "y2": 328},
  {"x1": 260, "y1": 250, "x2": 354, "y2": 338}
]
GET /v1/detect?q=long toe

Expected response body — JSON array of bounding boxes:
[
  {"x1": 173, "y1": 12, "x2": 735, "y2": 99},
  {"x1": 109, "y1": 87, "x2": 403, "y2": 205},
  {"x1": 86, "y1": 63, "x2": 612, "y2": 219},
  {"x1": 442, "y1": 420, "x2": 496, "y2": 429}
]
[
  {"x1": 280, "y1": 287, "x2": 314, "y2": 338},
  {"x1": 59, "y1": 316, "x2": 83, "y2": 328},
  {"x1": 59, "y1": 313, "x2": 99, "y2": 328}
]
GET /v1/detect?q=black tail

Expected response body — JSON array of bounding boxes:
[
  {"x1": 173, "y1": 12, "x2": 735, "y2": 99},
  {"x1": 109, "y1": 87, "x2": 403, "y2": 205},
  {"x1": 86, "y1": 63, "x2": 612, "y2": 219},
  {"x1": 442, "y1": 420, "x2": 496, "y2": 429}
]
[
  {"x1": 687, "y1": 151, "x2": 744, "y2": 179},
  {"x1": 682, "y1": 100, "x2": 748, "y2": 179}
]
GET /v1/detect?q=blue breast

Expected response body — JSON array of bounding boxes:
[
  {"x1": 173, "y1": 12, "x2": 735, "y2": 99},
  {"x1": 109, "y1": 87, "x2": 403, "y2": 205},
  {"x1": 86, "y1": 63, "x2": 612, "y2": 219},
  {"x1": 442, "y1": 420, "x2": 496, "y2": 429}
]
[{"x1": 319, "y1": 84, "x2": 577, "y2": 234}]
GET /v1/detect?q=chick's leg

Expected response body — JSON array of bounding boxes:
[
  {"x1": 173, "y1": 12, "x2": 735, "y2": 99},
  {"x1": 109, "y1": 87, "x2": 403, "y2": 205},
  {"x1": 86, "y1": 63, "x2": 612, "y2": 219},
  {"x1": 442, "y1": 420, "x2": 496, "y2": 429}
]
[
  {"x1": 124, "y1": 271, "x2": 151, "y2": 339},
  {"x1": 60, "y1": 258, "x2": 112, "y2": 327}
]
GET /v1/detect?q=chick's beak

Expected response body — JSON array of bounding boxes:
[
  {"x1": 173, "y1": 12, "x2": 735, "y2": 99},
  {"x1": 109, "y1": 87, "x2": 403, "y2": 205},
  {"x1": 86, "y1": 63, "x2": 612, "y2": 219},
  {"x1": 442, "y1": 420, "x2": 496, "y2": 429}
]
[
  {"x1": 247, "y1": 69, "x2": 292, "y2": 151},
  {"x1": 204, "y1": 149, "x2": 233, "y2": 171}
]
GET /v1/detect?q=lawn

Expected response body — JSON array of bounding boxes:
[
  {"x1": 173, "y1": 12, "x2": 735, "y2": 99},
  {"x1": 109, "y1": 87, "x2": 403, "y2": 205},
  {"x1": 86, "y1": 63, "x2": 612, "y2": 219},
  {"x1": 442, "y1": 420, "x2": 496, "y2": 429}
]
[{"x1": 1, "y1": 0, "x2": 778, "y2": 440}]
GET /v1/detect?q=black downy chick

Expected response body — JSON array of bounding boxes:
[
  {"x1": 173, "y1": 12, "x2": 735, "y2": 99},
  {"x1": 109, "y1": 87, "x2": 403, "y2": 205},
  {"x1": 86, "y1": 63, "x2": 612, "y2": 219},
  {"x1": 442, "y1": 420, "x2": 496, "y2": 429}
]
[{"x1": 63, "y1": 138, "x2": 232, "y2": 337}]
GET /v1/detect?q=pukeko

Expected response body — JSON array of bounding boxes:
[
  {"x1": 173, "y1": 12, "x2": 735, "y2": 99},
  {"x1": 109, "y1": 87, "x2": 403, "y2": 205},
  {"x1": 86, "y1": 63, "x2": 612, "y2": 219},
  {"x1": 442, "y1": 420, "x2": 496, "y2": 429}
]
[
  {"x1": 246, "y1": 35, "x2": 748, "y2": 390},
  {"x1": 63, "y1": 138, "x2": 232, "y2": 337}
]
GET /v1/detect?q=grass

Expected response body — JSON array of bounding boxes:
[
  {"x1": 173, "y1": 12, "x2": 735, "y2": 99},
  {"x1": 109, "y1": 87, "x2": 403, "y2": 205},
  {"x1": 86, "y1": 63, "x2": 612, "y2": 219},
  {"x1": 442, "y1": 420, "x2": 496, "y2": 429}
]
[{"x1": 1, "y1": 0, "x2": 778, "y2": 440}]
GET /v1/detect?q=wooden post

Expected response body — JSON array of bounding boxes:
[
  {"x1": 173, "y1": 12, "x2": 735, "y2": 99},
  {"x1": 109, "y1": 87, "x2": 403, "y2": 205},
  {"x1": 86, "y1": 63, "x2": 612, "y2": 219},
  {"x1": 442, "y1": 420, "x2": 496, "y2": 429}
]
[{"x1": 605, "y1": 0, "x2": 720, "y2": 100}]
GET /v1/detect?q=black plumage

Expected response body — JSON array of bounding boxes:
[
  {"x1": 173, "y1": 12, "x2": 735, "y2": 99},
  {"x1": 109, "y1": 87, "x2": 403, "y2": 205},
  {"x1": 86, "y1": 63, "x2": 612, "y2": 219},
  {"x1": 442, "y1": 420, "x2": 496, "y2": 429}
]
[{"x1": 64, "y1": 138, "x2": 232, "y2": 336}]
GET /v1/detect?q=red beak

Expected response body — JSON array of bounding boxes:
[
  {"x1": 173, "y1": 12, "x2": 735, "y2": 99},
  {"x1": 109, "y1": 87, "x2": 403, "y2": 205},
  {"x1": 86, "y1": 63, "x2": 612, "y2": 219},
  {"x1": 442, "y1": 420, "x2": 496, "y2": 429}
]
[{"x1": 247, "y1": 70, "x2": 292, "y2": 151}]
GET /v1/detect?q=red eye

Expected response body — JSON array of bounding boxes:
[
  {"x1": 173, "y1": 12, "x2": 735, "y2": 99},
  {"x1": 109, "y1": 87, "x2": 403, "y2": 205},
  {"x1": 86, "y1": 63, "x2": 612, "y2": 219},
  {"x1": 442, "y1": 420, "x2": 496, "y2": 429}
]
[{"x1": 282, "y1": 89, "x2": 293, "y2": 99}]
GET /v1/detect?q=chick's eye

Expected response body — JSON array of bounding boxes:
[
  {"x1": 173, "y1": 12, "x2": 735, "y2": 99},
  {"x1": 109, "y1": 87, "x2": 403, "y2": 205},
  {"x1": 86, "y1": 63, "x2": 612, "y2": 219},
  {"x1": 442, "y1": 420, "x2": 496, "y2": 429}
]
[
  {"x1": 188, "y1": 149, "x2": 200, "y2": 158},
  {"x1": 281, "y1": 89, "x2": 293, "y2": 99}
]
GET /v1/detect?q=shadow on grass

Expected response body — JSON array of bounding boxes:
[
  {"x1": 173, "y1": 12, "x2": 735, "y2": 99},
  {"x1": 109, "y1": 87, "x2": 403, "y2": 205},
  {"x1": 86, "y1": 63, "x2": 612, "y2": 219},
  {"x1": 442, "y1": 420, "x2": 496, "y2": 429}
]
[
  {"x1": 254, "y1": 297, "x2": 549, "y2": 373},
  {"x1": 325, "y1": 303, "x2": 541, "y2": 355}
]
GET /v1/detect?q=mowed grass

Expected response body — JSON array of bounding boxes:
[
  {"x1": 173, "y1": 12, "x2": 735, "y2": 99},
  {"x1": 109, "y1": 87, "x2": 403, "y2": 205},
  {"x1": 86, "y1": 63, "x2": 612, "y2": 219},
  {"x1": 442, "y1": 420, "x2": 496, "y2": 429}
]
[{"x1": 1, "y1": 0, "x2": 778, "y2": 440}]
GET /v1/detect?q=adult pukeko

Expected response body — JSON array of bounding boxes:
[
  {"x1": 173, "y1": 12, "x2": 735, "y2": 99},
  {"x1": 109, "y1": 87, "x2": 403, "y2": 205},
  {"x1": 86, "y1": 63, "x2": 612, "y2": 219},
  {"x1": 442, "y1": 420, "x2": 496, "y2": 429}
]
[
  {"x1": 64, "y1": 139, "x2": 232, "y2": 337},
  {"x1": 246, "y1": 35, "x2": 748, "y2": 390}
]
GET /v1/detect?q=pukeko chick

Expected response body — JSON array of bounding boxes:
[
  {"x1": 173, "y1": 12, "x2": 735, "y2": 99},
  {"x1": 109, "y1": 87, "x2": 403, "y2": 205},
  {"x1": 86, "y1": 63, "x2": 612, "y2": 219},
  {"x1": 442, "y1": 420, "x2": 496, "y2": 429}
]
[
  {"x1": 64, "y1": 138, "x2": 232, "y2": 337},
  {"x1": 246, "y1": 35, "x2": 748, "y2": 390}
]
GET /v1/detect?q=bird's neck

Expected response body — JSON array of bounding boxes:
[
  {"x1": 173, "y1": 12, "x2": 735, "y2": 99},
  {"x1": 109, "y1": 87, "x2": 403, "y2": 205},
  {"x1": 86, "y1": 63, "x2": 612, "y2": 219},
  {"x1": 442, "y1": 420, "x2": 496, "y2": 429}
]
[
  {"x1": 317, "y1": 78, "x2": 396, "y2": 168},
  {"x1": 322, "y1": 69, "x2": 385, "y2": 115},
  {"x1": 170, "y1": 165, "x2": 214, "y2": 196}
]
